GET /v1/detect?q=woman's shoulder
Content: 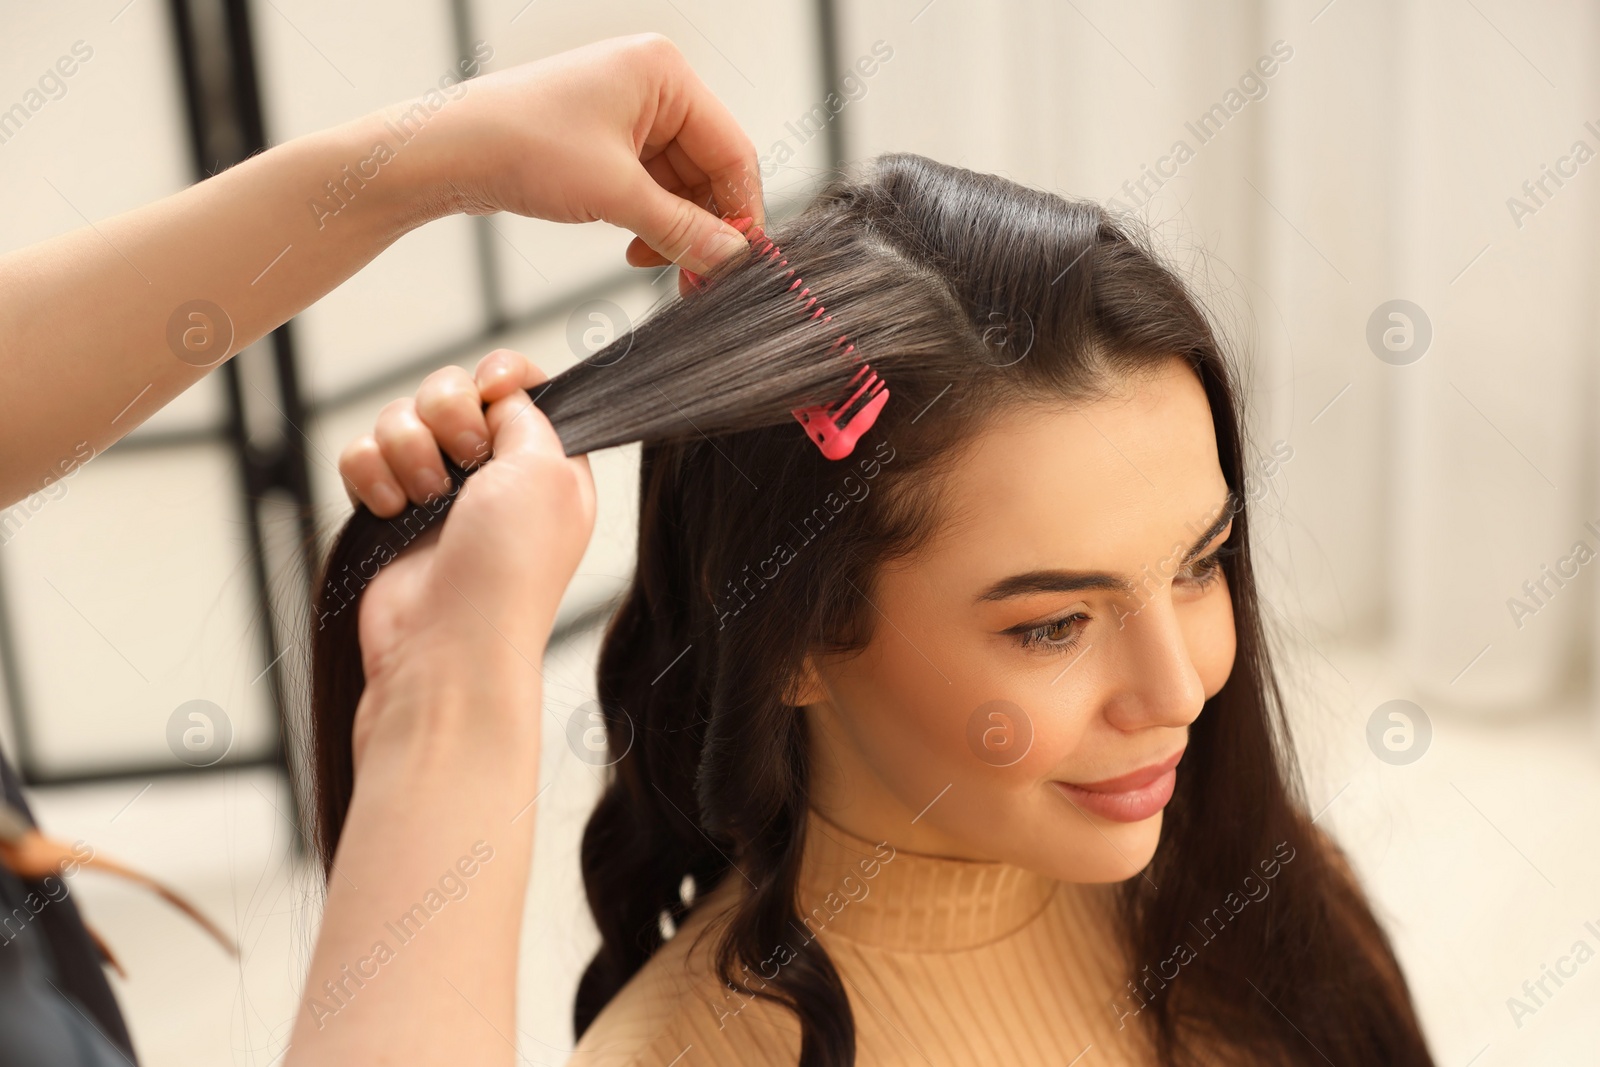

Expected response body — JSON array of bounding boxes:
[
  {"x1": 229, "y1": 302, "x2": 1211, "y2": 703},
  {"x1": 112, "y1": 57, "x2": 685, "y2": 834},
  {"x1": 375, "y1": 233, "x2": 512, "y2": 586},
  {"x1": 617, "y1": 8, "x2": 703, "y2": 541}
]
[{"x1": 568, "y1": 880, "x2": 801, "y2": 1067}]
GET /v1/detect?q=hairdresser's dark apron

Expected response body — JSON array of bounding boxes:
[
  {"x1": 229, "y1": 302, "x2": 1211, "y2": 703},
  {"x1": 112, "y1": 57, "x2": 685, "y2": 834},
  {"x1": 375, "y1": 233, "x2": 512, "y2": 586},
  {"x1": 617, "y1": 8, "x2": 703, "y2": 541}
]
[{"x1": 0, "y1": 750, "x2": 137, "y2": 1066}]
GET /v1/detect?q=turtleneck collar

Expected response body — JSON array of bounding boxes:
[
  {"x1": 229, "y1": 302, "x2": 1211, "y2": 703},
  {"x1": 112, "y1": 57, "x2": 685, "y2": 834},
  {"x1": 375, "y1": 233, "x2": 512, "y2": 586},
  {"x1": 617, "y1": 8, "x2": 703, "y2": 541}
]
[{"x1": 795, "y1": 807, "x2": 1088, "y2": 953}]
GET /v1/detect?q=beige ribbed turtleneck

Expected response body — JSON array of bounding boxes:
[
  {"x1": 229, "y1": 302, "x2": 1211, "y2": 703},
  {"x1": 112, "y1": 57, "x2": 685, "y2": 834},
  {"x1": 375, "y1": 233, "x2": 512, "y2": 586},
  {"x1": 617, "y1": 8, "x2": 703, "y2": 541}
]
[{"x1": 570, "y1": 809, "x2": 1160, "y2": 1065}]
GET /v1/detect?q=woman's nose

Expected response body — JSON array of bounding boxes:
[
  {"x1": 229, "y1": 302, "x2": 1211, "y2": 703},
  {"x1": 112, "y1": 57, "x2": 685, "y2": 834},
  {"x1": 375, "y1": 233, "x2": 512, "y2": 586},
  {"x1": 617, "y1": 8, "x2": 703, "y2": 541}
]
[{"x1": 1098, "y1": 597, "x2": 1207, "y2": 732}]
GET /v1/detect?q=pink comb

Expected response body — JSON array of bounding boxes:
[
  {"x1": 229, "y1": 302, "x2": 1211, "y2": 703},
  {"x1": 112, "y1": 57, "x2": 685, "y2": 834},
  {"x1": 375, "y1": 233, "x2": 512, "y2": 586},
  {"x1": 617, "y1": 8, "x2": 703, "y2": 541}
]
[{"x1": 694, "y1": 216, "x2": 889, "y2": 461}]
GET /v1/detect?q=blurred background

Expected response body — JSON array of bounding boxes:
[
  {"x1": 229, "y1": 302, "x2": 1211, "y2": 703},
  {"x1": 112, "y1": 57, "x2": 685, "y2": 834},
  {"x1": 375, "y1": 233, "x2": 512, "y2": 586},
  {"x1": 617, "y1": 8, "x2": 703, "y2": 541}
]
[{"x1": 3, "y1": 0, "x2": 1599, "y2": 1063}]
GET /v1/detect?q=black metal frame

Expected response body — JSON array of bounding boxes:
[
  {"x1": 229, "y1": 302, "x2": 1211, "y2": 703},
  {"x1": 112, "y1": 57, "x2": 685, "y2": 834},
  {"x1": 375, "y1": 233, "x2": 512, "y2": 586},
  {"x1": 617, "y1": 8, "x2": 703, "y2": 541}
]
[{"x1": 0, "y1": 0, "x2": 845, "y2": 845}]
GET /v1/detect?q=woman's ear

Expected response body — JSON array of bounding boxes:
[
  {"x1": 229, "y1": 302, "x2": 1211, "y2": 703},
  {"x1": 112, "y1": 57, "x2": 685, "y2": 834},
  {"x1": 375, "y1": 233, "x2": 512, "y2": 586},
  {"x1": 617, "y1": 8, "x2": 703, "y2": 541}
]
[{"x1": 779, "y1": 654, "x2": 828, "y2": 708}]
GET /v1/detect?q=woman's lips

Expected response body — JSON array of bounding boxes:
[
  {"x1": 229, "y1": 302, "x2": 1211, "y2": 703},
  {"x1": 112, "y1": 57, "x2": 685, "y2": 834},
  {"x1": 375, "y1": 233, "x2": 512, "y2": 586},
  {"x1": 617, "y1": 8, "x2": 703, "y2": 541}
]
[{"x1": 1052, "y1": 747, "x2": 1185, "y2": 824}]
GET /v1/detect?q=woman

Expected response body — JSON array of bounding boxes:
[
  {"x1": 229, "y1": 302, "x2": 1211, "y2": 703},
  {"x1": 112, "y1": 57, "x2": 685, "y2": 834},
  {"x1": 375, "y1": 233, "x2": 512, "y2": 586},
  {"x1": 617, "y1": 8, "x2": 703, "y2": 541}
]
[{"x1": 329, "y1": 154, "x2": 1436, "y2": 1065}]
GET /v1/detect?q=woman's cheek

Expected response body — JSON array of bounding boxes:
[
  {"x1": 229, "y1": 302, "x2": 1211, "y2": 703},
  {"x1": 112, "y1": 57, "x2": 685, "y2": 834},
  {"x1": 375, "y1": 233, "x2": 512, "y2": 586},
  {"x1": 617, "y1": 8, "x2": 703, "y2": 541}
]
[
  {"x1": 895, "y1": 686, "x2": 1053, "y2": 795},
  {"x1": 1023, "y1": 681, "x2": 1099, "y2": 781},
  {"x1": 960, "y1": 694, "x2": 1035, "y2": 773},
  {"x1": 956, "y1": 673, "x2": 1097, "y2": 787},
  {"x1": 848, "y1": 672, "x2": 981, "y2": 792}
]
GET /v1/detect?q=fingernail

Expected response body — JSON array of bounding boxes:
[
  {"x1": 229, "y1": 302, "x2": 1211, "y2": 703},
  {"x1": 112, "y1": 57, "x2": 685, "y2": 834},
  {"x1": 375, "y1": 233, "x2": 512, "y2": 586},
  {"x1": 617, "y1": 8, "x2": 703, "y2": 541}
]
[
  {"x1": 704, "y1": 229, "x2": 748, "y2": 265},
  {"x1": 680, "y1": 267, "x2": 703, "y2": 289},
  {"x1": 371, "y1": 482, "x2": 404, "y2": 515},
  {"x1": 477, "y1": 353, "x2": 511, "y2": 387},
  {"x1": 418, "y1": 470, "x2": 451, "y2": 502},
  {"x1": 455, "y1": 431, "x2": 490, "y2": 464}
]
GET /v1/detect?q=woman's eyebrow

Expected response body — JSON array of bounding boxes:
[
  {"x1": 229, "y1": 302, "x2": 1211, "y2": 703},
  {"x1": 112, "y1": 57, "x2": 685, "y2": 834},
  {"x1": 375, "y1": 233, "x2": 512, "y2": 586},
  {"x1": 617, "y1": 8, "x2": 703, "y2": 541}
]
[{"x1": 972, "y1": 493, "x2": 1236, "y2": 604}]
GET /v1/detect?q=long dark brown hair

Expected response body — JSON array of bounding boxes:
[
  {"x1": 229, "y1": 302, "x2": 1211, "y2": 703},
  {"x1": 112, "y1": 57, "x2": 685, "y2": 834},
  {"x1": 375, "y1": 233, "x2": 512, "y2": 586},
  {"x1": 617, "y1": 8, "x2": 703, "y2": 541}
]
[{"x1": 308, "y1": 153, "x2": 1435, "y2": 1066}]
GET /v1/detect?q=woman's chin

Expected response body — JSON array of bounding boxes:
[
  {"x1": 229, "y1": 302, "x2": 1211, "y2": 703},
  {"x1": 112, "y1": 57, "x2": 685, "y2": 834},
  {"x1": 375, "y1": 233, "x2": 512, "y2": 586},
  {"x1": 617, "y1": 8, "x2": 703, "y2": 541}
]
[{"x1": 1027, "y1": 808, "x2": 1165, "y2": 884}]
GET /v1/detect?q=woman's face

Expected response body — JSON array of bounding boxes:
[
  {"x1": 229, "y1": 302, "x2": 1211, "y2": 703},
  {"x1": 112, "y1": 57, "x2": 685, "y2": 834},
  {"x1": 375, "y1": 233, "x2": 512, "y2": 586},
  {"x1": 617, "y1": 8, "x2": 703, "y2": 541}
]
[{"x1": 799, "y1": 357, "x2": 1237, "y2": 883}]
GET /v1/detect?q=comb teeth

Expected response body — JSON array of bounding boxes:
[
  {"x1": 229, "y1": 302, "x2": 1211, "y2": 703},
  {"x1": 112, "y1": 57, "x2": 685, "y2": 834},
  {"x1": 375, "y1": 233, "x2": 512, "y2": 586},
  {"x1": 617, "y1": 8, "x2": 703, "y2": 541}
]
[
  {"x1": 793, "y1": 367, "x2": 890, "y2": 461},
  {"x1": 726, "y1": 218, "x2": 889, "y2": 461}
]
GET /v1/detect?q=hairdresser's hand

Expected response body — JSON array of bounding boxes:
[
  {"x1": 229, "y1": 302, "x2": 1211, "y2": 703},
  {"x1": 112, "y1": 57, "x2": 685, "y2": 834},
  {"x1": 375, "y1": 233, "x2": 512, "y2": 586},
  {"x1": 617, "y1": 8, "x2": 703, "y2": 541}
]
[
  {"x1": 0, "y1": 34, "x2": 755, "y2": 505},
  {"x1": 350, "y1": 370, "x2": 595, "y2": 768},
  {"x1": 292, "y1": 366, "x2": 590, "y2": 1067},
  {"x1": 419, "y1": 33, "x2": 764, "y2": 276},
  {"x1": 339, "y1": 349, "x2": 541, "y2": 517}
]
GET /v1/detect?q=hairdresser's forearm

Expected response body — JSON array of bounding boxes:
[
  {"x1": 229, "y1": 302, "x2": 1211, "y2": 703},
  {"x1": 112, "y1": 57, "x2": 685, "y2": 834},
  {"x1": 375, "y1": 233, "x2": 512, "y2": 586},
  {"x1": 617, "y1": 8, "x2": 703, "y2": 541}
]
[
  {"x1": 0, "y1": 104, "x2": 450, "y2": 507},
  {"x1": 285, "y1": 672, "x2": 543, "y2": 1066}
]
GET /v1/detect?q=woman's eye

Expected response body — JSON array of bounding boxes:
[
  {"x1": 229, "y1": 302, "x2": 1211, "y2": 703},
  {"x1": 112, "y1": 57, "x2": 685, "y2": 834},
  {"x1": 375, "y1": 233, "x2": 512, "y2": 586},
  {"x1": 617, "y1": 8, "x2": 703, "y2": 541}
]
[
  {"x1": 1014, "y1": 613, "x2": 1088, "y2": 654},
  {"x1": 1182, "y1": 554, "x2": 1224, "y2": 588},
  {"x1": 1179, "y1": 544, "x2": 1237, "y2": 590},
  {"x1": 1007, "y1": 546, "x2": 1236, "y2": 654}
]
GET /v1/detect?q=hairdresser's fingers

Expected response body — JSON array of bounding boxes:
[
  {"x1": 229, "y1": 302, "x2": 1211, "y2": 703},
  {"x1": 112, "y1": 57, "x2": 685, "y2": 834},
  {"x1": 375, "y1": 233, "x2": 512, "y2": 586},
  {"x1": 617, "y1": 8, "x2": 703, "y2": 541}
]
[
  {"x1": 627, "y1": 155, "x2": 747, "y2": 275},
  {"x1": 625, "y1": 241, "x2": 664, "y2": 267},
  {"x1": 415, "y1": 366, "x2": 492, "y2": 470},
  {"x1": 605, "y1": 46, "x2": 762, "y2": 273},
  {"x1": 656, "y1": 140, "x2": 750, "y2": 225},
  {"x1": 441, "y1": 391, "x2": 594, "y2": 638},
  {"x1": 641, "y1": 148, "x2": 697, "y2": 199},
  {"x1": 373, "y1": 398, "x2": 452, "y2": 505},
  {"x1": 610, "y1": 169, "x2": 750, "y2": 275},
  {"x1": 635, "y1": 53, "x2": 764, "y2": 228},
  {"x1": 638, "y1": 146, "x2": 734, "y2": 226},
  {"x1": 338, "y1": 435, "x2": 408, "y2": 517},
  {"x1": 485, "y1": 394, "x2": 595, "y2": 541},
  {"x1": 473, "y1": 348, "x2": 547, "y2": 403},
  {"x1": 624, "y1": 238, "x2": 670, "y2": 269},
  {"x1": 481, "y1": 388, "x2": 567, "y2": 466},
  {"x1": 620, "y1": 154, "x2": 702, "y2": 270}
]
